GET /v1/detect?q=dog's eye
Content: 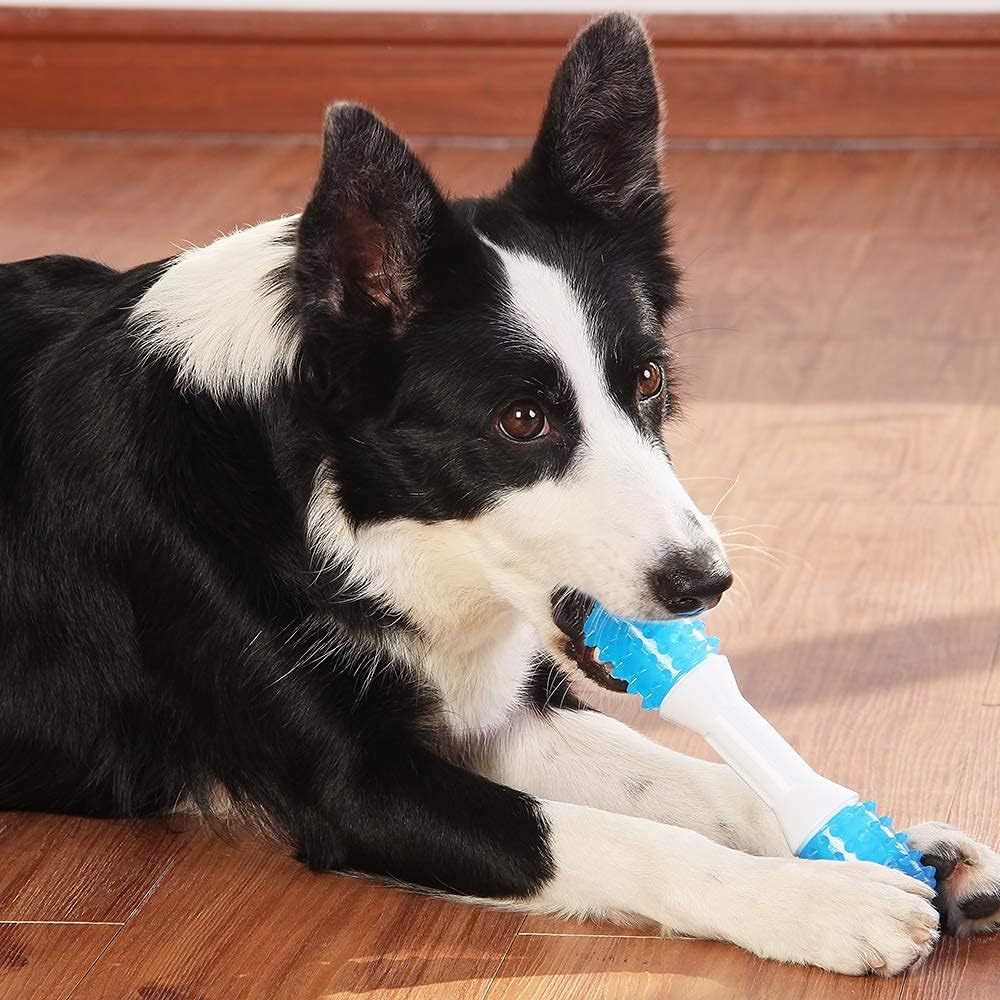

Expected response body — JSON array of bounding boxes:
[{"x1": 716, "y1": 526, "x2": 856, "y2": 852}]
[
  {"x1": 497, "y1": 400, "x2": 549, "y2": 441},
  {"x1": 636, "y1": 361, "x2": 663, "y2": 400}
]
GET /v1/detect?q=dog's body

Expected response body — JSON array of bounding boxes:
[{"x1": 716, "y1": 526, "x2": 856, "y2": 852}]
[{"x1": 2, "y1": 14, "x2": 997, "y2": 976}]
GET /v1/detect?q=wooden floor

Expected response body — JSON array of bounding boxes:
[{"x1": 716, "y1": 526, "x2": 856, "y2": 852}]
[{"x1": 0, "y1": 135, "x2": 998, "y2": 999}]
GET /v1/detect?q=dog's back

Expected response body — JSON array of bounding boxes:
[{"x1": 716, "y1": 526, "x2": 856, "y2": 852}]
[
  {"x1": 0, "y1": 254, "x2": 198, "y2": 817},
  {"x1": 1, "y1": 254, "x2": 117, "y2": 472},
  {"x1": 0, "y1": 253, "x2": 141, "y2": 484}
]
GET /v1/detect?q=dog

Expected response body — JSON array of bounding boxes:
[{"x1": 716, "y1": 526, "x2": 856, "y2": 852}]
[{"x1": 1, "y1": 13, "x2": 997, "y2": 976}]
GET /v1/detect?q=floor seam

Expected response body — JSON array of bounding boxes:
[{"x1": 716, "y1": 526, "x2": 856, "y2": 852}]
[
  {"x1": 65, "y1": 922, "x2": 128, "y2": 1000},
  {"x1": 65, "y1": 845, "x2": 184, "y2": 998},
  {"x1": 981, "y1": 632, "x2": 1000, "y2": 705},
  {"x1": 516, "y1": 930, "x2": 673, "y2": 939},
  {"x1": 0, "y1": 920, "x2": 124, "y2": 926},
  {"x1": 480, "y1": 914, "x2": 526, "y2": 1000}
]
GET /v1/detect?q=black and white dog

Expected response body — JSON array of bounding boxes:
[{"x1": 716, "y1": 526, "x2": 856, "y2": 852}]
[{"x1": 1, "y1": 14, "x2": 997, "y2": 975}]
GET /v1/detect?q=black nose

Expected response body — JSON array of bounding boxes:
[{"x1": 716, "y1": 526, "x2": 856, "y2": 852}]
[{"x1": 648, "y1": 554, "x2": 733, "y2": 618}]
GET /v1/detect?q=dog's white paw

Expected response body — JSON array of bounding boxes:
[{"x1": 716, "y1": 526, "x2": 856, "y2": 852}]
[
  {"x1": 905, "y1": 822, "x2": 1000, "y2": 938},
  {"x1": 741, "y1": 857, "x2": 939, "y2": 976}
]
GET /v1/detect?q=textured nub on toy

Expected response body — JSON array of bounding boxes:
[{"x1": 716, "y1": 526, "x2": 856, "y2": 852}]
[
  {"x1": 799, "y1": 801, "x2": 937, "y2": 888},
  {"x1": 581, "y1": 605, "x2": 719, "y2": 709}
]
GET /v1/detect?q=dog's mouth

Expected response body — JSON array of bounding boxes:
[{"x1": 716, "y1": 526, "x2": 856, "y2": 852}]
[{"x1": 550, "y1": 588, "x2": 629, "y2": 693}]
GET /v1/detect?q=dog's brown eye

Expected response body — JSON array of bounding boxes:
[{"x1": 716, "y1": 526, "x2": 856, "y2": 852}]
[
  {"x1": 637, "y1": 361, "x2": 663, "y2": 400},
  {"x1": 497, "y1": 400, "x2": 548, "y2": 441}
]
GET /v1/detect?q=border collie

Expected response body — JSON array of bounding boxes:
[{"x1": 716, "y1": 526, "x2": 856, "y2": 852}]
[{"x1": 2, "y1": 13, "x2": 997, "y2": 976}]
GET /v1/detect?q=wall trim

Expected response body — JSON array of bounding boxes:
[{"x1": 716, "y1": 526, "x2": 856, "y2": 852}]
[{"x1": 2, "y1": 8, "x2": 999, "y2": 138}]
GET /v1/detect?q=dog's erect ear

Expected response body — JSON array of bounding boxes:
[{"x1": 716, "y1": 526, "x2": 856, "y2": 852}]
[
  {"x1": 519, "y1": 14, "x2": 662, "y2": 217},
  {"x1": 295, "y1": 103, "x2": 449, "y2": 330},
  {"x1": 294, "y1": 104, "x2": 451, "y2": 408}
]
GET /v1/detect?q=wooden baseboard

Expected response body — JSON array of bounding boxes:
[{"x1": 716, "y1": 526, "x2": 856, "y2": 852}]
[{"x1": 2, "y1": 8, "x2": 1000, "y2": 139}]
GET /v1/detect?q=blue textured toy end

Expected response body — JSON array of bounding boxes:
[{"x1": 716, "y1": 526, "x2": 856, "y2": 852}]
[
  {"x1": 798, "y1": 802, "x2": 937, "y2": 889},
  {"x1": 582, "y1": 604, "x2": 720, "y2": 709}
]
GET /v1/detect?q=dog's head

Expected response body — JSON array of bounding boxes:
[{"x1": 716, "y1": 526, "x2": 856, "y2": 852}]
[{"x1": 295, "y1": 14, "x2": 730, "y2": 688}]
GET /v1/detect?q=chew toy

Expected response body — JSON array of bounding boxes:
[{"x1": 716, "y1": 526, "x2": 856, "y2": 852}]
[{"x1": 583, "y1": 604, "x2": 936, "y2": 888}]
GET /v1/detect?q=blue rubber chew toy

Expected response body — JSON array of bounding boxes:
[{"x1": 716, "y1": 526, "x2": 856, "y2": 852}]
[{"x1": 583, "y1": 604, "x2": 936, "y2": 889}]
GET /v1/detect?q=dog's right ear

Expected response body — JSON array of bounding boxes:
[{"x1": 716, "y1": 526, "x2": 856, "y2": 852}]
[
  {"x1": 509, "y1": 14, "x2": 663, "y2": 222},
  {"x1": 294, "y1": 104, "x2": 450, "y2": 409}
]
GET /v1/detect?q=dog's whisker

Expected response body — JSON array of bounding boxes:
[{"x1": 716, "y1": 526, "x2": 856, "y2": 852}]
[
  {"x1": 720, "y1": 531, "x2": 770, "y2": 547},
  {"x1": 725, "y1": 544, "x2": 787, "y2": 568},
  {"x1": 728, "y1": 542, "x2": 813, "y2": 573},
  {"x1": 678, "y1": 476, "x2": 742, "y2": 483},
  {"x1": 727, "y1": 574, "x2": 755, "y2": 628},
  {"x1": 718, "y1": 523, "x2": 778, "y2": 535},
  {"x1": 709, "y1": 473, "x2": 741, "y2": 520}
]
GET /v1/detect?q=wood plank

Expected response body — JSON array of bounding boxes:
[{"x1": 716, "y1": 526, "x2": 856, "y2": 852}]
[
  {"x1": 492, "y1": 930, "x2": 925, "y2": 999},
  {"x1": 689, "y1": 400, "x2": 998, "y2": 509},
  {"x1": 320, "y1": 901, "x2": 524, "y2": 999},
  {"x1": 0, "y1": 137, "x2": 316, "y2": 267},
  {"x1": 664, "y1": 151, "x2": 1000, "y2": 507},
  {"x1": 72, "y1": 830, "x2": 523, "y2": 999},
  {"x1": 899, "y1": 932, "x2": 1000, "y2": 1000},
  {"x1": 944, "y1": 709, "x2": 1000, "y2": 857},
  {"x1": 893, "y1": 707, "x2": 1000, "y2": 998},
  {"x1": 486, "y1": 933, "x2": 764, "y2": 1000},
  {"x1": 742, "y1": 958, "x2": 907, "y2": 1000},
  {"x1": 487, "y1": 934, "x2": 902, "y2": 1000},
  {"x1": 0, "y1": 814, "x2": 188, "y2": 923},
  {"x1": 985, "y1": 643, "x2": 1000, "y2": 706},
  {"x1": 673, "y1": 347, "x2": 1000, "y2": 506},
  {"x1": 1, "y1": 12, "x2": 999, "y2": 138},
  {"x1": 0, "y1": 922, "x2": 118, "y2": 1000},
  {"x1": 712, "y1": 505, "x2": 996, "y2": 833},
  {"x1": 514, "y1": 916, "x2": 659, "y2": 938}
]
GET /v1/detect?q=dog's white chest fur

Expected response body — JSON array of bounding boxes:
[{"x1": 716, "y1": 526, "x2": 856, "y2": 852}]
[
  {"x1": 305, "y1": 484, "x2": 552, "y2": 736},
  {"x1": 418, "y1": 610, "x2": 540, "y2": 736}
]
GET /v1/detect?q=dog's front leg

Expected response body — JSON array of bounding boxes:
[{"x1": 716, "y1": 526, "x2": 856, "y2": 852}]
[
  {"x1": 334, "y1": 741, "x2": 937, "y2": 975},
  {"x1": 478, "y1": 704, "x2": 790, "y2": 856},
  {"x1": 477, "y1": 703, "x2": 1000, "y2": 943}
]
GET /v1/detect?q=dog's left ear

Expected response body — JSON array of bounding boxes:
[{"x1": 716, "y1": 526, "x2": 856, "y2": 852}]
[
  {"x1": 295, "y1": 103, "x2": 450, "y2": 330},
  {"x1": 515, "y1": 13, "x2": 663, "y2": 219},
  {"x1": 293, "y1": 103, "x2": 456, "y2": 409}
]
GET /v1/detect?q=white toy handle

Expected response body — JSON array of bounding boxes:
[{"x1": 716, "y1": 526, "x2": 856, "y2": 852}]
[{"x1": 656, "y1": 653, "x2": 857, "y2": 854}]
